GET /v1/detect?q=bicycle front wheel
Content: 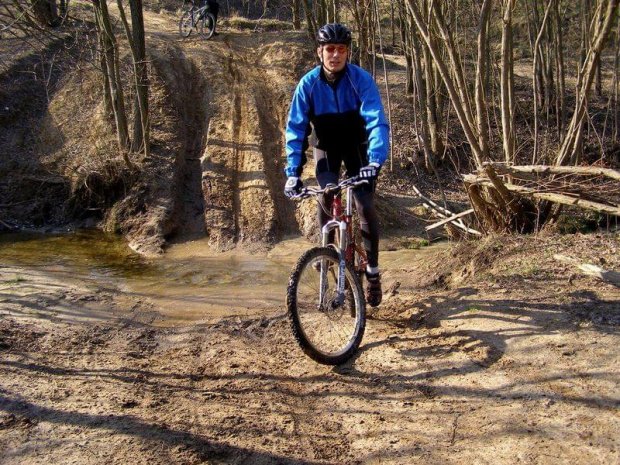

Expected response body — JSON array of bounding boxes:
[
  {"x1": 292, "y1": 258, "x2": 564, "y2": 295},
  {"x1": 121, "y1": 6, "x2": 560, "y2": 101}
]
[
  {"x1": 179, "y1": 10, "x2": 194, "y2": 37},
  {"x1": 287, "y1": 247, "x2": 366, "y2": 365},
  {"x1": 199, "y1": 13, "x2": 216, "y2": 39}
]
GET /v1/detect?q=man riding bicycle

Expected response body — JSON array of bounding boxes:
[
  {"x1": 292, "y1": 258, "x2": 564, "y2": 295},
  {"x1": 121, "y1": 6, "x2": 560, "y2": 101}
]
[
  {"x1": 283, "y1": 22, "x2": 390, "y2": 307},
  {"x1": 206, "y1": 0, "x2": 219, "y2": 34}
]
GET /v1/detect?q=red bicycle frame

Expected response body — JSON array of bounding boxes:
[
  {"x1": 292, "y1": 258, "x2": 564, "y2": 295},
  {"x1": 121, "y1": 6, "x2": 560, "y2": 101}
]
[{"x1": 326, "y1": 188, "x2": 368, "y2": 276}]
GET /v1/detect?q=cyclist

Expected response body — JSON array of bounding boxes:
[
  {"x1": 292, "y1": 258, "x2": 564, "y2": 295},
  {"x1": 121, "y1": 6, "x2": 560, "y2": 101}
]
[
  {"x1": 206, "y1": 0, "x2": 219, "y2": 35},
  {"x1": 283, "y1": 22, "x2": 390, "y2": 307}
]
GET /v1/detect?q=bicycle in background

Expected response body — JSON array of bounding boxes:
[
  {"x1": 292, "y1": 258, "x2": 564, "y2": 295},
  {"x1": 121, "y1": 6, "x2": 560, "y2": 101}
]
[
  {"x1": 287, "y1": 176, "x2": 370, "y2": 365},
  {"x1": 179, "y1": 0, "x2": 215, "y2": 40}
]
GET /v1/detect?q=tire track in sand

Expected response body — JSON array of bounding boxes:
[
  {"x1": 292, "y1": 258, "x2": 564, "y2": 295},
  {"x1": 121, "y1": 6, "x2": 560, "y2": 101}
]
[{"x1": 191, "y1": 32, "x2": 301, "y2": 250}]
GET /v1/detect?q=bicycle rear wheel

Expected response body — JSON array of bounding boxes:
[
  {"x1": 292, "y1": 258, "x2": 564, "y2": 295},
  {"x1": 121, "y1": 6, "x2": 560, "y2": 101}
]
[
  {"x1": 199, "y1": 13, "x2": 216, "y2": 39},
  {"x1": 287, "y1": 247, "x2": 365, "y2": 365},
  {"x1": 179, "y1": 10, "x2": 194, "y2": 37}
]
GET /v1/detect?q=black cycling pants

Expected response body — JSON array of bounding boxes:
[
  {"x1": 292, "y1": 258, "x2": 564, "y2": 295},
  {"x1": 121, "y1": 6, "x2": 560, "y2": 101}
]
[
  {"x1": 314, "y1": 146, "x2": 379, "y2": 268},
  {"x1": 206, "y1": 0, "x2": 219, "y2": 24}
]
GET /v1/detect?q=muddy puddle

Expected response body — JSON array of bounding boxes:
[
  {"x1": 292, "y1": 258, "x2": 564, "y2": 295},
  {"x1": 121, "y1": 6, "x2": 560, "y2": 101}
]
[{"x1": 0, "y1": 230, "x2": 446, "y2": 326}]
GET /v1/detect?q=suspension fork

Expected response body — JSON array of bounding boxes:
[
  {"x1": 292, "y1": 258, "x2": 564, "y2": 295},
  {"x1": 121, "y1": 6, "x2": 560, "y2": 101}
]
[{"x1": 319, "y1": 193, "x2": 353, "y2": 306}]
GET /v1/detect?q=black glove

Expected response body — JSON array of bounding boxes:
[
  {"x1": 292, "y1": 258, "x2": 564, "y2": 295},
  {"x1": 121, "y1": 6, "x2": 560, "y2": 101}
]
[
  {"x1": 359, "y1": 163, "x2": 380, "y2": 180},
  {"x1": 284, "y1": 177, "x2": 303, "y2": 198}
]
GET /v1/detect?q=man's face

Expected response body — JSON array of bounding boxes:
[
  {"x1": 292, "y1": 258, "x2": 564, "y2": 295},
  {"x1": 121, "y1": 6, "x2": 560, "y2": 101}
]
[{"x1": 318, "y1": 43, "x2": 349, "y2": 74}]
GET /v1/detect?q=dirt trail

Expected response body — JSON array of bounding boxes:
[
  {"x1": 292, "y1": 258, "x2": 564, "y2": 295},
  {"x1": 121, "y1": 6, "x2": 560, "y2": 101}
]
[
  {"x1": 1, "y1": 232, "x2": 619, "y2": 463},
  {"x1": 173, "y1": 29, "x2": 303, "y2": 250}
]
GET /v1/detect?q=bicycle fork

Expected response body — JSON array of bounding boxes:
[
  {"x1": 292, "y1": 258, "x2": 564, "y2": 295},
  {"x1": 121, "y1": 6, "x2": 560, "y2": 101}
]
[
  {"x1": 319, "y1": 193, "x2": 352, "y2": 308},
  {"x1": 318, "y1": 220, "x2": 347, "y2": 308}
]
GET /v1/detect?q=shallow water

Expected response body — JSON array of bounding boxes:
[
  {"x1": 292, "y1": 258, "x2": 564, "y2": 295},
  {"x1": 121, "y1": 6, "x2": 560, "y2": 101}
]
[
  {"x1": 0, "y1": 230, "x2": 446, "y2": 326},
  {"x1": 0, "y1": 230, "x2": 310, "y2": 326}
]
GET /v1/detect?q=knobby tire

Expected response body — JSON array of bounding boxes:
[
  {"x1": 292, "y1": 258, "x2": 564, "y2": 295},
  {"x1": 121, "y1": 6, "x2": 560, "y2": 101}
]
[
  {"x1": 199, "y1": 13, "x2": 216, "y2": 40},
  {"x1": 287, "y1": 247, "x2": 366, "y2": 365},
  {"x1": 179, "y1": 10, "x2": 194, "y2": 38}
]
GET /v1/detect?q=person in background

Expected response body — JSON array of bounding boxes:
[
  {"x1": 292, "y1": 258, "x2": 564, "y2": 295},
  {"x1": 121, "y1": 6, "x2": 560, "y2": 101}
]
[
  {"x1": 283, "y1": 23, "x2": 390, "y2": 307},
  {"x1": 206, "y1": 0, "x2": 219, "y2": 34}
]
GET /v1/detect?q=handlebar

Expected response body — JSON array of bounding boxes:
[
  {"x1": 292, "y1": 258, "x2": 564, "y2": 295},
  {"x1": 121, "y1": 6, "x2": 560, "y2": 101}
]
[{"x1": 291, "y1": 176, "x2": 369, "y2": 199}]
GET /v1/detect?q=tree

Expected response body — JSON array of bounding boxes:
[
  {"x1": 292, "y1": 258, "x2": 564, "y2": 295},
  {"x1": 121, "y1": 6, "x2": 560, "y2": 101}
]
[
  {"x1": 93, "y1": 0, "x2": 131, "y2": 164},
  {"x1": 555, "y1": 0, "x2": 620, "y2": 166},
  {"x1": 117, "y1": 0, "x2": 150, "y2": 159}
]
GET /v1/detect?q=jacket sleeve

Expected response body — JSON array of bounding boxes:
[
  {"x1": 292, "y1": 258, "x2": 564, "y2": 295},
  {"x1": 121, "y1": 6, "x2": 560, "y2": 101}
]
[
  {"x1": 284, "y1": 80, "x2": 312, "y2": 178},
  {"x1": 358, "y1": 74, "x2": 389, "y2": 167}
]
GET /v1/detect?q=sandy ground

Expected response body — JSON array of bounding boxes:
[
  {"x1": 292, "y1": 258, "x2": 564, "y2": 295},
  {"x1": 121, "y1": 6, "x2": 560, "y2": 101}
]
[{"x1": 1, "y1": 233, "x2": 619, "y2": 464}]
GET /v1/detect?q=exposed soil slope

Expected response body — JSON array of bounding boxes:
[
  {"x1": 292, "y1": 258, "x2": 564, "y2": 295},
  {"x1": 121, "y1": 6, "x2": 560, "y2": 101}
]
[{"x1": 186, "y1": 31, "x2": 307, "y2": 250}]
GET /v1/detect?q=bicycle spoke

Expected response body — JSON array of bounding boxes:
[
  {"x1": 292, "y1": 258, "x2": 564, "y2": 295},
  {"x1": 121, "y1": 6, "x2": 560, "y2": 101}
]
[{"x1": 295, "y1": 254, "x2": 359, "y2": 355}]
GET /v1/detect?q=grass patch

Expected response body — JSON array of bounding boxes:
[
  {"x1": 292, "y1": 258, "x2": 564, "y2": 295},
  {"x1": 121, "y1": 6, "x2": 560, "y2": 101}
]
[{"x1": 405, "y1": 238, "x2": 430, "y2": 249}]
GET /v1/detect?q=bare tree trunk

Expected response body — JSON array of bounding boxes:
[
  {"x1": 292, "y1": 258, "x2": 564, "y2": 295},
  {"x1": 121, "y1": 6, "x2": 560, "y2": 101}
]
[
  {"x1": 544, "y1": 21, "x2": 553, "y2": 125},
  {"x1": 405, "y1": 0, "x2": 485, "y2": 168},
  {"x1": 317, "y1": 0, "x2": 327, "y2": 26},
  {"x1": 333, "y1": 0, "x2": 340, "y2": 22},
  {"x1": 556, "y1": 0, "x2": 620, "y2": 166},
  {"x1": 475, "y1": 0, "x2": 492, "y2": 162},
  {"x1": 500, "y1": 0, "x2": 516, "y2": 163},
  {"x1": 390, "y1": 2, "x2": 395, "y2": 48},
  {"x1": 353, "y1": 0, "x2": 372, "y2": 69},
  {"x1": 553, "y1": 0, "x2": 566, "y2": 140},
  {"x1": 94, "y1": 0, "x2": 130, "y2": 158},
  {"x1": 292, "y1": 0, "x2": 301, "y2": 29},
  {"x1": 303, "y1": 0, "x2": 316, "y2": 41},
  {"x1": 99, "y1": 29, "x2": 113, "y2": 119},
  {"x1": 431, "y1": 1, "x2": 476, "y2": 133},
  {"x1": 532, "y1": 0, "x2": 553, "y2": 163},
  {"x1": 129, "y1": 0, "x2": 149, "y2": 159},
  {"x1": 411, "y1": 26, "x2": 435, "y2": 171},
  {"x1": 372, "y1": 0, "x2": 393, "y2": 171},
  {"x1": 400, "y1": 1, "x2": 414, "y2": 95},
  {"x1": 422, "y1": 38, "x2": 442, "y2": 157},
  {"x1": 116, "y1": 0, "x2": 149, "y2": 159},
  {"x1": 595, "y1": 51, "x2": 603, "y2": 96},
  {"x1": 614, "y1": 16, "x2": 620, "y2": 145}
]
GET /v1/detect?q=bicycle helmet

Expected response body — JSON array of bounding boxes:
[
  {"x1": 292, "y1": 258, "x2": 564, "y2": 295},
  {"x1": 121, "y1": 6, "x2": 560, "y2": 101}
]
[{"x1": 317, "y1": 23, "x2": 352, "y2": 46}]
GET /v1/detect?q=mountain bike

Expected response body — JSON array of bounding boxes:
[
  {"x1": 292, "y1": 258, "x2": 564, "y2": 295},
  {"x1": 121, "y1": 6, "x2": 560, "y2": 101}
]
[
  {"x1": 287, "y1": 176, "x2": 369, "y2": 365},
  {"x1": 179, "y1": 0, "x2": 216, "y2": 40}
]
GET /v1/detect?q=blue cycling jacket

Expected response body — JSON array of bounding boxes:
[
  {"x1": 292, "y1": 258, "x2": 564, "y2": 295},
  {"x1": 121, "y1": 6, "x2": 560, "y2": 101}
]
[{"x1": 284, "y1": 64, "x2": 390, "y2": 178}]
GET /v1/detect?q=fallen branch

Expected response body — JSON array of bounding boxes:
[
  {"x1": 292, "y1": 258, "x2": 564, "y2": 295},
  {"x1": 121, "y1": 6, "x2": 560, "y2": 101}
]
[
  {"x1": 484, "y1": 162, "x2": 620, "y2": 181},
  {"x1": 425, "y1": 208, "x2": 475, "y2": 231},
  {"x1": 411, "y1": 184, "x2": 482, "y2": 236},
  {"x1": 463, "y1": 175, "x2": 620, "y2": 216},
  {"x1": 554, "y1": 254, "x2": 620, "y2": 287}
]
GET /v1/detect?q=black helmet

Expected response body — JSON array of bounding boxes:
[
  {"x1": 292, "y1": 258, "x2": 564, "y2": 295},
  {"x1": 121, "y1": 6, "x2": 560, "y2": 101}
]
[{"x1": 317, "y1": 23, "x2": 352, "y2": 46}]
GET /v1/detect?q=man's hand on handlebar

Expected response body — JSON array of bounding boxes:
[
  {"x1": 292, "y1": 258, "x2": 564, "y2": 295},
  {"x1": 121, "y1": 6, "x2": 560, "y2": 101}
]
[
  {"x1": 284, "y1": 176, "x2": 303, "y2": 198},
  {"x1": 286, "y1": 176, "x2": 369, "y2": 199},
  {"x1": 358, "y1": 162, "x2": 380, "y2": 181}
]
